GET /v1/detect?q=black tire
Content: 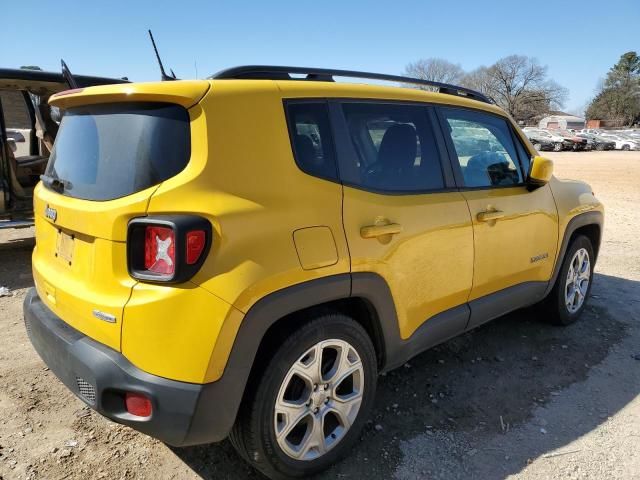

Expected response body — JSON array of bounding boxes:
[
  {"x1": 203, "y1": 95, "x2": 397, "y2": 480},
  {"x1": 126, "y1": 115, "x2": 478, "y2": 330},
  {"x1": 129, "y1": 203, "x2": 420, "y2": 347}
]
[
  {"x1": 541, "y1": 235, "x2": 595, "y2": 325},
  {"x1": 596, "y1": 144, "x2": 605, "y2": 151},
  {"x1": 553, "y1": 142, "x2": 563, "y2": 152},
  {"x1": 230, "y1": 313, "x2": 377, "y2": 479},
  {"x1": 622, "y1": 144, "x2": 631, "y2": 151}
]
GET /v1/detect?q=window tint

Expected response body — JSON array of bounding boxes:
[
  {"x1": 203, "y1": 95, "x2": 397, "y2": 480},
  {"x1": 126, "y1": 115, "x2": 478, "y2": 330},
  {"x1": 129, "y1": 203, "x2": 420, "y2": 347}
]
[
  {"x1": 442, "y1": 109, "x2": 523, "y2": 188},
  {"x1": 286, "y1": 102, "x2": 337, "y2": 180},
  {"x1": 45, "y1": 102, "x2": 190, "y2": 201},
  {"x1": 341, "y1": 103, "x2": 444, "y2": 192}
]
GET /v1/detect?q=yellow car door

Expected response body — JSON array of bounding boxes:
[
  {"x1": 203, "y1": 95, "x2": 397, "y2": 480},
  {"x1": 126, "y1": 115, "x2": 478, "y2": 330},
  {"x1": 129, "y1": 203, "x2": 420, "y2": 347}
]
[
  {"x1": 437, "y1": 107, "x2": 559, "y2": 328},
  {"x1": 334, "y1": 101, "x2": 474, "y2": 341}
]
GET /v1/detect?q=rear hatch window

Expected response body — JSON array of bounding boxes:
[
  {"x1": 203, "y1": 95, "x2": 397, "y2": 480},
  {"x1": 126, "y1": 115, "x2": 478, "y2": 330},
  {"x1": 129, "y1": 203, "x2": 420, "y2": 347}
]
[{"x1": 44, "y1": 102, "x2": 190, "y2": 200}]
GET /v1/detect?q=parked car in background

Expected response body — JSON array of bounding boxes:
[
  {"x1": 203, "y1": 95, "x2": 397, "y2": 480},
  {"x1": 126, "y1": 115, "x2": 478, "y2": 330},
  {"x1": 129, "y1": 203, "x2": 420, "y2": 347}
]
[
  {"x1": 599, "y1": 133, "x2": 639, "y2": 150},
  {"x1": 552, "y1": 129, "x2": 589, "y2": 151},
  {"x1": 576, "y1": 133, "x2": 615, "y2": 151},
  {"x1": 580, "y1": 128, "x2": 604, "y2": 135},
  {"x1": 524, "y1": 130, "x2": 559, "y2": 152},
  {"x1": 523, "y1": 128, "x2": 570, "y2": 151},
  {"x1": 620, "y1": 130, "x2": 640, "y2": 140}
]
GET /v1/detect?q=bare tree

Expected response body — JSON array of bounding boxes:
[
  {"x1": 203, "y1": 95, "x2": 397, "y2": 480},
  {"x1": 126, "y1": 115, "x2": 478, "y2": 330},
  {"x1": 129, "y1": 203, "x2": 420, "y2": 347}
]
[
  {"x1": 403, "y1": 58, "x2": 464, "y2": 90},
  {"x1": 462, "y1": 55, "x2": 567, "y2": 122}
]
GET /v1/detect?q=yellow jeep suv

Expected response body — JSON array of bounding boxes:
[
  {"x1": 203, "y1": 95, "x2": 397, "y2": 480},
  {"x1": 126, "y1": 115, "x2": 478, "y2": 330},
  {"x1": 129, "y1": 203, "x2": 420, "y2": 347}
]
[{"x1": 24, "y1": 66, "x2": 603, "y2": 479}]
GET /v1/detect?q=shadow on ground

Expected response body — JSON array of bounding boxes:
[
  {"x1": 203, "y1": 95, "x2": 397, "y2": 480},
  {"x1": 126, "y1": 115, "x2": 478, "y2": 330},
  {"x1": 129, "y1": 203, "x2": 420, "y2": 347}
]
[
  {"x1": 2, "y1": 238, "x2": 635, "y2": 479},
  {"x1": 173, "y1": 273, "x2": 638, "y2": 479},
  {"x1": 0, "y1": 236, "x2": 35, "y2": 290}
]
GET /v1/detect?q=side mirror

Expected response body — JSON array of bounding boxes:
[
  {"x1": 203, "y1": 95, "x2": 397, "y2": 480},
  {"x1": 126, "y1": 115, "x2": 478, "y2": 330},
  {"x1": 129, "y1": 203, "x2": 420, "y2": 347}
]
[{"x1": 527, "y1": 156, "x2": 553, "y2": 190}]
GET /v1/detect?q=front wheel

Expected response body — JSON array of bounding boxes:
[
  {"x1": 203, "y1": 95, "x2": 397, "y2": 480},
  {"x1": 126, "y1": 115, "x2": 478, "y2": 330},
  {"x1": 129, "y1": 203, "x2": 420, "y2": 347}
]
[
  {"x1": 541, "y1": 235, "x2": 595, "y2": 325},
  {"x1": 230, "y1": 313, "x2": 377, "y2": 479},
  {"x1": 622, "y1": 144, "x2": 631, "y2": 151},
  {"x1": 553, "y1": 142, "x2": 563, "y2": 152}
]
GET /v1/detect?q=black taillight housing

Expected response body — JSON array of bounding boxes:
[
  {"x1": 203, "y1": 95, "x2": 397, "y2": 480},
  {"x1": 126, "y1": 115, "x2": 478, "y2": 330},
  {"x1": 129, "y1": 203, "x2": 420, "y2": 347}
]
[{"x1": 127, "y1": 215, "x2": 212, "y2": 283}]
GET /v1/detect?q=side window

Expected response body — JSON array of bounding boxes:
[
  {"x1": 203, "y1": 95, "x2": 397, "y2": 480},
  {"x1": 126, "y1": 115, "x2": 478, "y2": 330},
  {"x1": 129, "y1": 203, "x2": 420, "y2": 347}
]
[
  {"x1": 341, "y1": 103, "x2": 444, "y2": 192},
  {"x1": 441, "y1": 108, "x2": 524, "y2": 188},
  {"x1": 286, "y1": 102, "x2": 337, "y2": 180}
]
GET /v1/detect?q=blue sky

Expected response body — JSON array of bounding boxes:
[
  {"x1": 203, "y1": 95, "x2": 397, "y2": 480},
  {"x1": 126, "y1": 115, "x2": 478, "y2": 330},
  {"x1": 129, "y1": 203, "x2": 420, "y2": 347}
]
[{"x1": 2, "y1": 0, "x2": 638, "y2": 112}]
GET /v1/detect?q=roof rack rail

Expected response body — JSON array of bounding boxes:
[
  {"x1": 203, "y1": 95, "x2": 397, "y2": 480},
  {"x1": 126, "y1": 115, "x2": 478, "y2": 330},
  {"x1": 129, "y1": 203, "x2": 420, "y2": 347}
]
[{"x1": 211, "y1": 65, "x2": 492, "y2": 104}]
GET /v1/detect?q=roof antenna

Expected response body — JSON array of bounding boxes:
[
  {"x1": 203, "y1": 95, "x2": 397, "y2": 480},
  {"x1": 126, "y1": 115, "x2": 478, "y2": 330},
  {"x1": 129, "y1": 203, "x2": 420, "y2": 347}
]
[
  {"x1": 148, "y1": 30, "x2": 177, "y2": 81},
  {"x1": 60, "y1": 59, "x2": 79, "y2": 89}
]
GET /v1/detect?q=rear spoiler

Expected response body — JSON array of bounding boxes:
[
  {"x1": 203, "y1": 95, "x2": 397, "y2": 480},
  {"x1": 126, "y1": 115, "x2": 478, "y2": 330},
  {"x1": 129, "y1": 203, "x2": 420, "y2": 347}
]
[{"x1": 49, "y1": 80, "x2": 210, "y2": 109}]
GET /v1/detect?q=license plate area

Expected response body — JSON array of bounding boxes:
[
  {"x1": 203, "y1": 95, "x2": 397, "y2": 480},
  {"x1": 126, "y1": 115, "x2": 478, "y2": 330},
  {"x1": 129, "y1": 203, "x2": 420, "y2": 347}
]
[{"x1": 56, "y1": 230, "x2": 75, "y2": 265}]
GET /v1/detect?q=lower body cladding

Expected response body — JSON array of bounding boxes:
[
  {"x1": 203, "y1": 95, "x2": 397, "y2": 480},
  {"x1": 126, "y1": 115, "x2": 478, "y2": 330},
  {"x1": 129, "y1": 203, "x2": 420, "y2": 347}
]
[{"x1": 23, "y1": 288, "x2": 236, "y2": 447}]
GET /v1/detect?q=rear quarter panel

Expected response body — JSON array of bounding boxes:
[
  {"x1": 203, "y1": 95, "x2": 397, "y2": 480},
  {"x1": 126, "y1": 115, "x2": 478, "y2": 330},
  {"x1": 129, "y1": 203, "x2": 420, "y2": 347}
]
[{"x1": 130, "y1": 81, "x2": 349, "y2": 382}]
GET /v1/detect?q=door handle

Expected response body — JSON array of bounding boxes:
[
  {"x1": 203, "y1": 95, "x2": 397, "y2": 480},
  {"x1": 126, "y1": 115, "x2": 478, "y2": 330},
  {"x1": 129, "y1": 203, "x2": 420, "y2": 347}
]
[
  {"x1": 477, "y1": 210, "x2": 505, "y2": 222},
  {"x1": 360, "y1": 223, "x2": 403, "y2": 239}
]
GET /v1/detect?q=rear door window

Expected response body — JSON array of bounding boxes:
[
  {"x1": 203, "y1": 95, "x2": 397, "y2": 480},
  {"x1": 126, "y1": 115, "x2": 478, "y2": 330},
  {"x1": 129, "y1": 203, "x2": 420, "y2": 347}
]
[
  {"x1": 441, "y1": 108, "x2": 524, "y2": 188},
  {"x1": 340, "y1": 102, "x2": 444, "y2": 192},
  {"x1": 45, "y1": 102, "x2": 190, "y2": 201}
]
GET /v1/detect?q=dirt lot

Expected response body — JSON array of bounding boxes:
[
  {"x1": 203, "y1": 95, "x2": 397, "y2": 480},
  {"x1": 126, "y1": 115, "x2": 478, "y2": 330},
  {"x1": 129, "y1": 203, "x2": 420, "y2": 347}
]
[{"x1": 1, "y1": 151, "x2": 639, "y2": 480}]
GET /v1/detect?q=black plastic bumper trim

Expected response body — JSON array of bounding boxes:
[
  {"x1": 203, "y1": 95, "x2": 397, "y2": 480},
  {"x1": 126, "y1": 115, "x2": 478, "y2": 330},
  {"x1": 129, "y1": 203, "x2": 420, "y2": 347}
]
[{"x1": 23, "y1": 288, "x2": 231, "y2": 446}]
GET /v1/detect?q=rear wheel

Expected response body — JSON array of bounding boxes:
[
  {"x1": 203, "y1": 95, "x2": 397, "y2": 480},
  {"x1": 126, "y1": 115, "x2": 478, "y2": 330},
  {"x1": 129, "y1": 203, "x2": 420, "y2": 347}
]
[
  {"x1": 230, "y1": 313, "x2": 377, "y2": 479},
  {"x1": 533, "y1": 142, "x2": 542, "y2": 151},
  {"x1": 622, "y1": 144, "x2": 631, "y2": 151},
  {"x1": 541, "y1": 235, "x2": 594, "y2": 325},
  {"x1": 553, "y1": 142, "x2": 563, "y2": 152}
]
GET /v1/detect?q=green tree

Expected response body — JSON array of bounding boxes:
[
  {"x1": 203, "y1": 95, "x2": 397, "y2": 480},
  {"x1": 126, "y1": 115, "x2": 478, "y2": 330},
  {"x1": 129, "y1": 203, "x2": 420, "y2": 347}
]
[{"x1": 586, "y1": 52, "x2": 640, "y2": 126}]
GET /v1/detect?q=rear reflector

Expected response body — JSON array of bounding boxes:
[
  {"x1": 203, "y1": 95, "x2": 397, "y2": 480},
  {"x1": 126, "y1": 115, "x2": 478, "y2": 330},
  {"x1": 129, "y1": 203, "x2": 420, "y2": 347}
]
[
  {"x1": 186, "y1": 230, "x2": 206, "y2": 264},
  {"x1": 144, "y1": 226, "x2": 175, "y2": 275},
  {"x1": 125, "y1": 392, "x2": 152, "y2": 418}
]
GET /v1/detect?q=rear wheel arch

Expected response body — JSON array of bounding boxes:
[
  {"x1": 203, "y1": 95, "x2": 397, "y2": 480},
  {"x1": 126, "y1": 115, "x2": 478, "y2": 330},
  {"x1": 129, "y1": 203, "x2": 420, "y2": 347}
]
[{"x1": 221, "y1": 273, "x2": 398, "y2": 434}]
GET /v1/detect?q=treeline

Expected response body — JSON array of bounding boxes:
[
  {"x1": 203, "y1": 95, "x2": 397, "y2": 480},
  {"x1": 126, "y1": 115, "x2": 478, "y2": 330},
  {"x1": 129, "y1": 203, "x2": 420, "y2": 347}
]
[
  {"x1": 403, "y1": 56, "x2": 567, "y2": 124},
  {"x1": 586, "y1": 52, "x2": 640, "y2": 126}
]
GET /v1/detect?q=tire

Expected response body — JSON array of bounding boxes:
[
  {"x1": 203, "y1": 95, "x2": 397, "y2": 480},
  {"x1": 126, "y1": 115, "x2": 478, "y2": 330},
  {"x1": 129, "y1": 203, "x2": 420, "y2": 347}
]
[
  {"x1": 541, "y1": 235, "x2": 595, "y2": 325},
  {"x1": 230, "y1": 313, "x2": 377, "y2": 479},
  {"x1": 596, "y1": 144, "x2": 605, "y2": 151},
  {"x1": 533, "y1": 143, "x2": 542, "y2": 151},
  {"x1": 553, "y1": 143, "x2": 562, "y2": 152},
  {"x1": 622, "y1": 144, "x2": 631, "y2": 151}
]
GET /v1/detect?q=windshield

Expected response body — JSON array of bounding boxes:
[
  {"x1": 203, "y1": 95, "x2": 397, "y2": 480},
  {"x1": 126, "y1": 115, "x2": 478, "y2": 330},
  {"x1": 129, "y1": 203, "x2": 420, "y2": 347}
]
[{"x1": 45, "y1": 102, "x2": 190, "y2": 201}]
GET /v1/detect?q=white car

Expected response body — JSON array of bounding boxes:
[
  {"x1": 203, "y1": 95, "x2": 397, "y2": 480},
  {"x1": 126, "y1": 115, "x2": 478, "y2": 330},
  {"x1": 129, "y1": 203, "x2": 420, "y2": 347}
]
[
  {"x1": 581, "y1": 128, "x2": 604, "y2": 135},
  {"x1": 599, "y1": 133, "x2": 639, "y2": 151},
  {"x1": 527, "y1": 128, "x2": 568, "y2": 143}
]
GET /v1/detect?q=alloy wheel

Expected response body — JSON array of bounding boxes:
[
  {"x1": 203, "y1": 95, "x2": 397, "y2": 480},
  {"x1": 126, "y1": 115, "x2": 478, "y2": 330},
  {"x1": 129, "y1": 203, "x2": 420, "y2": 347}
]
[
  {"x1": 565, "y1": 247, "x2": 590, "y2": 314},
  {"x1": 274, "y1": 339, "x2": 364, "y2": 461}
]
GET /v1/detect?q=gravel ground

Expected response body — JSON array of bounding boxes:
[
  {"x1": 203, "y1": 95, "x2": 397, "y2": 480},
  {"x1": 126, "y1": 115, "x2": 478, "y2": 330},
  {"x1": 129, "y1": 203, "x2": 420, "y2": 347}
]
[{"x1": 1, "y1": 150, "x2": 639, "y2": 480}]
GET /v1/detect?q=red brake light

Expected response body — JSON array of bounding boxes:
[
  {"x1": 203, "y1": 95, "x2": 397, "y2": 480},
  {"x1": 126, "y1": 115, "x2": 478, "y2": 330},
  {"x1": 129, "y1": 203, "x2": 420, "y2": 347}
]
[
  {"x1": 125, "y1": 392, "x2": 152, "y2": 417},
  {"x1": 186, "y1": 230, "x2": 206, "y2": 264},
  {"x1": 144, "y1": 226, "x2": 175, "y2": 275}
]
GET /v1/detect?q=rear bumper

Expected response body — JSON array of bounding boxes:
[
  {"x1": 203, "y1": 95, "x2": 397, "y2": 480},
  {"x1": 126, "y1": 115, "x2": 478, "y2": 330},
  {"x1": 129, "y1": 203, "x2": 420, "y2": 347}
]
[{"x1": 23, "y1": 288, "x2": 234, "y2": 446}]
